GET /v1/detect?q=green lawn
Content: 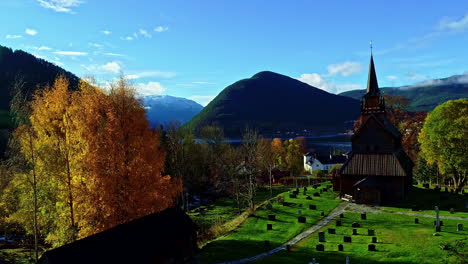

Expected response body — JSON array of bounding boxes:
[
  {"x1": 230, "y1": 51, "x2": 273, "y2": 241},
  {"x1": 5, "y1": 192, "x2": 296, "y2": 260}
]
[
  {"x1": 0, "y1": 248, "x2": 36, "y2": 264},
  {"x1": 197, "y1": 183, "x2": 340, "y2": 263},
  {"x1": 189, "y1": 188, "x2": 288, "y2": 232},
  {"x1": 253, "y1": 212, "x2": 468, "y2": 264},
  {"x1": 381, "y1": 185, "x2": 468, "y2": 218}
]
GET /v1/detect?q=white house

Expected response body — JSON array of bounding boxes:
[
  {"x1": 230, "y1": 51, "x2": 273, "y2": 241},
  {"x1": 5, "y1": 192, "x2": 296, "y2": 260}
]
[{"x1": 304, "y1": 153, "x2": 347, "y2": 174}]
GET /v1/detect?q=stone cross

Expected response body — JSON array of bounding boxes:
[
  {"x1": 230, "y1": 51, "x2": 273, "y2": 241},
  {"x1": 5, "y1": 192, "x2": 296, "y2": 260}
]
[
  {"x1": 309, "y1": 258, "x2": 319, "y2": 264},
  {"x1": 435, "y1": 206, "x2": 440, "y2": 227}
]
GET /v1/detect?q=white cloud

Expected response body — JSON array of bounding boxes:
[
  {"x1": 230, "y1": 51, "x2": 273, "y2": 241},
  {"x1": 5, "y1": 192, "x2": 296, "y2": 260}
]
[
  {"x1": 154, "y1": 26, "x2": 169, "y2": 32},
  {"x1": 101, "y1": 61, "x2": 121, "y2": 74},
  {"x1": 104, "y1": 52, "x2": 124, "y2": 57},
  {"x1": 192, "y1": 81, "x2": 213, "y2": 84},
  {"x1": 188, "y1": 96, "x2": 215, "y2": 106},
  {"x1": 34, "y1": 46, "x2": 52, "y2": 51},
  {"x1": 6, "y1": 34, "x2": 22, "y2": 39},
  {"x1": 438, "y1": 13, "x2": 468, "y2": 32},
  {"x1": 101, "y1": 30, "x2": 111, "y2": 35},
  {"x1": 53, "y1": 51, "x2": 88, "y2": 56},
  {"x1": 298, "y1": 73, "x2": 336, "y2": 93},
  {"x1": 88, "y1": 42, "x2": 104, "y2": 48},
  {"x1": 37, "y1": 0, "x2": 83, "y2": 13},
  {"x1": 121, "y1": 36, "x2": 133, "y2": 41},
  {"x1": 139, "y1": 29, "x2": 151, "y2": 38},
  {"x1": 387, "y1": 75, "x2": 398, "y2": 80},
  {"x1": 25, "y1": 28, "x2": 38, "y2": 36},
  {"x1": 326, "y1": 61, "x2": 362, "y2": 77},
  {"x1": 135, "y1": 82, "x2": 166, "y2": 96},
  {"x1": 125, "y1": 71, "x2": 176, "y2": 80},
  {"x1": 406, "y1": 72, "x2": 428, "y2": 81}
]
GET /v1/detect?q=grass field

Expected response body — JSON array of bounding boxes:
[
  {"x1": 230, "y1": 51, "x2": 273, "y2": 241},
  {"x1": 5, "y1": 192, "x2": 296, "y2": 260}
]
[
  {"x1": 253, "y1": 212, "x2": 468, "y2": 264},
  {"x1": 0, "y1": 248, "x2": 36, "y2": 264},
  {"x1": 197, "y1": 183, "x2": 340, "y2": 263}
]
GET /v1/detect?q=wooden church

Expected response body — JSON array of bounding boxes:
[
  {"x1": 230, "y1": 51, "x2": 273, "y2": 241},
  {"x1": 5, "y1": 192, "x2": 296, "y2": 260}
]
[{"x1": 334, "y1": 55, "x2": 413, "y2": 205}]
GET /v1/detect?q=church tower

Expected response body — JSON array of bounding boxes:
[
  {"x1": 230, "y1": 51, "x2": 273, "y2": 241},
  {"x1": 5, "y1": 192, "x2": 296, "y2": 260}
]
[{"x1": 360, "y1": 55, "x2": 386, "y2": 124}]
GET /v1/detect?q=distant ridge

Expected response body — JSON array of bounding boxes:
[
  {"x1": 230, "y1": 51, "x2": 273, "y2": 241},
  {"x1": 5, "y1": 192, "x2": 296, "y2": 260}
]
[
  {"x1": 183, "y1": 71, "x2": 361, "y2": 137},
  {"x1": 339, "y1": 74, "x2": 468, "y2": 112},
  {"x1": 142, "y1": 95, "x2": 203, "y2": 127}
]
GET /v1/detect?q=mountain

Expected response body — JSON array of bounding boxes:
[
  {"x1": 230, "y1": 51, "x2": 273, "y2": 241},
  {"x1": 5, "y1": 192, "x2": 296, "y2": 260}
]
[
  {"x1": 142, "y1": 95, "x2": 203, "y2": 127},
  {"x1": 339, "y1": 74, "x2": 468, "y2": 112},
  {"x1": 183, "y1": 71, "x2": 361, "y2": 137}
]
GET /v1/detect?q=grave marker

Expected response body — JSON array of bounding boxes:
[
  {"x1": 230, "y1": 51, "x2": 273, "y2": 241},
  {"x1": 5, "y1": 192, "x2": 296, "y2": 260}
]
[
  {"x1": 316, "y1": 244, "x2": 324, "y2": 251},
  {"x1": 338, "y1": 244, "x2": 344, "y2": 251},
  {"x1": 268, "y1": 214, "x2": 276, "y2": 221},
  {"x1": 321, "y1": 211, "x2": 325, "y2": 217},
  {"x1": 344, "y1": 236, "x2": 352, "y2": 243},
  {"x1": 298, "y1": 216, "x2": 306, "y2": 223},
  {"x1": 328, "y1": 228, "x2": 336, "y2": 234},
  {"x1": 352, "y1": 229, "x2": 358, "y2": 235},
  {"x1": 306, "y1": 196, "x2": 312, "y2": 200},
  {"x1": 318, "y1": 232, "x2": 326, "y2": 242},
  {"x1": 340, "y1": 213, "x2": 344, "y2": 218},
  {"x1": 457, "y1": 224, "x2": 463, "y2": 231},
  {"x1": 368, "y1": 244, "x2": 376, "y2": 251},
  {"x1": 309, "y1": 204, "x2": 317, "y2": 210},
  {"x1": 371, "y1": 237, "x2": 378, "y2": 243},
  {"x1": 414, "y1": 218, "x2": 419, "y2": 224},
  {"x1": 361, "y1": 213, "x2": 367, "y2": 220},
  {"x1": 267, "y1": 224, "x2": 273, "y2": 230},
  {"x1": 351, "y1": 222, "x2": 360, "y2": 228},
  {"x1": 336, "y1": 220, "x2": 342, "y2": 226}
]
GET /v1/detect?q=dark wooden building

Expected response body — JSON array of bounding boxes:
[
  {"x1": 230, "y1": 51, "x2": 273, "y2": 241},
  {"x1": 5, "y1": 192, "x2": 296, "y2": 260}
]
[
  {"x1": 334, "y1": 55, "x2": 413, "y2": 204},
  {"x1": 39, "y1": 207, "x2": 198, "y2": 264}
]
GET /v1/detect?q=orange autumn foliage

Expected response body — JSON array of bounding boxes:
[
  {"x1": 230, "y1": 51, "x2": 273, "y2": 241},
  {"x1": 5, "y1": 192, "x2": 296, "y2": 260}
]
[{"x1": 76, "y1": 78, "x2": 181, "y2": 237}]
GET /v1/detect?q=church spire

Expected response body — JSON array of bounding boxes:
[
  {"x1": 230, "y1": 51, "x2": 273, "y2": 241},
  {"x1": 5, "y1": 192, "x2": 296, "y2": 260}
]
[{"x1": 366, "y1": 54, "x2": 379, "y2": 95}]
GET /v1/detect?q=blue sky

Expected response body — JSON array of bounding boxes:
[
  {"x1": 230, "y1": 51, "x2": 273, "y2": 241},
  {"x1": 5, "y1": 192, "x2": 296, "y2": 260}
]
[{"x1": 1, "y1": 0, "x2": 467, "y2": 106}]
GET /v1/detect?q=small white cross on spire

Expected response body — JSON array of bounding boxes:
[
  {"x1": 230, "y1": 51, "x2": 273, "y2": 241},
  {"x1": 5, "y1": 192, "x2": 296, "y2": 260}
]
[{"x1": 370, "y1": 41, "x2": 373, "y2": 55}]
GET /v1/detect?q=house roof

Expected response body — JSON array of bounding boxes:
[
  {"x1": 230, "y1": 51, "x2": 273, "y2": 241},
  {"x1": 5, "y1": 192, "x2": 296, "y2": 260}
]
[
  {"x1": 340, "y1": 152, "x2": 410, "y2": 177},
  {"x1": 40, "y1": 207, "x2": 198, "y2": 264},
  {"x1": 315, "y1": 155, "x2": 347, "y2": 165}
]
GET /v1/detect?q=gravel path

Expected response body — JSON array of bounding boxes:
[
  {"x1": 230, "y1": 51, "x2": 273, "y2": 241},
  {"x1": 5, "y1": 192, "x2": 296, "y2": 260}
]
[{"x1": 214, "y1": 202, "x2": 348, "y2": 264}]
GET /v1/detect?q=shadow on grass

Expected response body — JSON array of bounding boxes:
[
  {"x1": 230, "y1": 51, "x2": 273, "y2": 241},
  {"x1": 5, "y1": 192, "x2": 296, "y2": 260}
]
[{"x1": 386, "y1": 187, "x2": 467, "y2": 212}]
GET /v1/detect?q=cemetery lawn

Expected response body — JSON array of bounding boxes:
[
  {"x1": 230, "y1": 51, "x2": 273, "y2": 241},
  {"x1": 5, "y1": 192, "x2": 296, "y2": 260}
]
[
  {"x1": 380, "y1": 185, "x2": 468, "y2": 218},
  {"x1": 189, "y1": 188, "x2": 287, "y2": 232},
  {"x1": 252, "y1": 211, "x2": 468, "y2": 264},
  {"x1": 197, "y1": 183, "x2": 340, "y2": 263}
]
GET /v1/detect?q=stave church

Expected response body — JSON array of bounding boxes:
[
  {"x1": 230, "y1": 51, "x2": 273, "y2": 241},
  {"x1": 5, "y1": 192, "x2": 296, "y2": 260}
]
[{"x1": 333, "y1": 54, "x2": 413, "y2": 205}]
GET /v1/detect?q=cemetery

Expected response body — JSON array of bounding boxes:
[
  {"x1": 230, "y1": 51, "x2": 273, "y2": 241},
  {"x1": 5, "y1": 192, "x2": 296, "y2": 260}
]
[{"x1": 196, "y1": 182, "x2": 467, "y2": 264}]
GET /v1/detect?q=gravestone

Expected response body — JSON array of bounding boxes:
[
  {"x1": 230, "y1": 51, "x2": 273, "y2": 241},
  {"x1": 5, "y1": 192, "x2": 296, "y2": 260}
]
[
  {"x1": 372, "y1": 237, "x2": 378, "y2": 243},
  {"x1": 336, "y1": 220, "x2": 342, "y2": 226},
  {"x1": 457, "y1": 224, "x2": 463, "y2": 231},
  {"x1": 414, "y1": 218, "x2": 419, "y2": 224},
  {"x1": 298, "y1": 216, "x2": 306, "y2": 223},
  {"x1": 313, "y1": 192, "x2": 320, "y2": 197},
  {"x1": 264, "y1": 240, "x2": 270, "y2": 247},
  {"x1": 268, "y1": 214, "x2": 276, "y2": 221},
  {"x1": 318, "y1": 232, "x2": 326, "y2": 242},
  {"x1": 309, "y1": 204, "x2": 317, "y2": 210},
  {"x1": 343, "y1": 236, "x2": 352, "y2": 243},
  {"x1": 352, "y1": 229, "x2": 358, "y2": 235},
  {"x1": 295, "y1": 188, "x2": 299, "y2": 193},
  {"x1": 361, "y1": 213, "x2": 367, "y2": 220},
  {"x1": 303, "y1": 191, "x2": 307, "y2": 195},
  {"x1": 321, "y1": 211, "x2": 325, "y2": 217},
  {"x1": 286, "y1": 244, "x2": 291, "y2": 251},
  {"x1": 304, "y1": 187, "x2": 307, "y2": 191},
  {"x1": 351, "y1": 222, "x2": 360, "y2": 228},
  {"x1": 433, "y1": 221, "x2": 444, "y2": 226},
  {"x1": 368, "y1": 229, "x2": 375, "y2": 236},
  {"x1": 368, "y1": 244, "x2": 376, "y2": 251},
  {"x1": 267, "y1": 224, "x2": 273, "y2": 230},
  {"x1": 289, "y1": 194, "x2": 297, "y2": 199},
  {"x1": 435, "y1": 226, "x2": 441, "y2": 232},
  {"x1": 340, "y1": 213, "x2": 344, "y2": 218},
  {"x1": 316, "y1": 244, "x2": 324, "y2": 251},
  {"x1": 306, "y1": 196, "x2": 312, "y2": 200},
  {"x1": 328, "y1": 228, "x2": 336, "y2": 234},
  {"x1": 338, "y1": 244, "x2": 344, "y2": 251}
]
